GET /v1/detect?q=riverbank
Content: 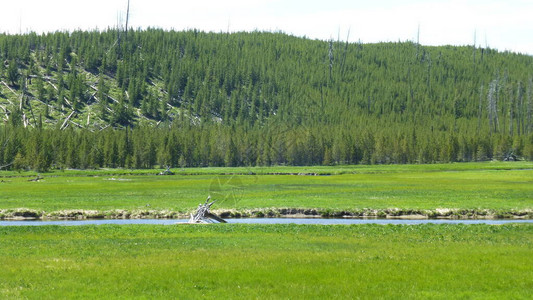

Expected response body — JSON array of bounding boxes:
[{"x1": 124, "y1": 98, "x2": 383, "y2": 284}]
[{"x1": 1, "y1": 207, "x2": 532, "y2": 220}]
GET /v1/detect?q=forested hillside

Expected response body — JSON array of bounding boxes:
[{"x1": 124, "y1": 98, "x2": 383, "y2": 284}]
[{"x1": 0, "y1": 29, "x2": 532, "y2": 170}]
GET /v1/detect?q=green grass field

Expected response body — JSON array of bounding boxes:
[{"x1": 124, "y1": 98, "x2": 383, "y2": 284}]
[
  {"x1": 0, "y1": 224, "x2": 531, "y2": 299},
  {"x1": 2, "y1": 163, "x2": 532, "y2": 299},
  {"x1": 1, "y1": 162, "x2": 532, "y2": 216}
]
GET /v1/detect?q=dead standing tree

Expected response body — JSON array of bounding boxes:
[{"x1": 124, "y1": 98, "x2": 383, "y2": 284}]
[
  {"x1": 487, "y1": 79, "x2": 500, "y2": 134},
  {"x1": 527, "y1": 77, "x2": 532, "y2": 134}
]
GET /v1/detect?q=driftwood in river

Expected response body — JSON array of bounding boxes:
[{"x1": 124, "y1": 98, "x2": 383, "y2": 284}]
[{"x1": 189, "y1": 196, "x2": 227, "y2": 224}]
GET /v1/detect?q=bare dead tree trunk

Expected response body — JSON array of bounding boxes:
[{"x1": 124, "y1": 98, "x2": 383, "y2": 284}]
[
  {"x1": 19, "y1": 77, "x2": 27, "y2": 111},
  {"x1": 426, "y1": 52, "x2": 432, "y2": 91},
  {"x1": 328, "y1": 40, "x2": 334, "y2": 84},
  {"x1": 416, "y1": 24, "x2": 420, "y2": 60},
  {"x1": 340, "y1": 28, "x2": 350, "y2": 78},
  {"x1": 408, "y1": 67, "x2": 414, "y2": 108},
  {"x1": 516, "y1": 82, "x2": 523, "y2": 136},
  {"x1": 472, "y1": 30, "x2": 477, "y2": 67},
  {"x1": 527, "y1": 77, "x2": 532, "y2": 134},
  {"x1": 509, "y1": 83, "x2": 514, "y2": 136},
  {"x1": 124, "y1": 0, "x2": 130, "y2": 40},
  {"x1": 488, "y1": 79, "x2": 499, "y2": 134},
  {"x1": 477, "y1": 84, "x2": 483, "y2": 134},
  {"x1": 27, "y1": 96, "x2": 37, "y2": 128}
]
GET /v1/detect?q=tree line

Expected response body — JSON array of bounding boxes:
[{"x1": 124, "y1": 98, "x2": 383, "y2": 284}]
[{"x1": 1, "y1": 122, "x2": 532, "y2": 172}]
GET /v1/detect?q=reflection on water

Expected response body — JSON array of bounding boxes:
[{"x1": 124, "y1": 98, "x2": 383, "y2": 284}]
[{"x1": 0, "y1": 218, "x2": 532, "y2": 226}]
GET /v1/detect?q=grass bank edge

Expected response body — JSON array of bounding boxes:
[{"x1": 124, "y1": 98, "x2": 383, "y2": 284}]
[{"x1": 2, "y1": 207, "x2": 532, "y2": 220}]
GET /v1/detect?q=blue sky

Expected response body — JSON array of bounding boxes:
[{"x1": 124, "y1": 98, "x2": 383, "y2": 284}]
[{"x1": 1, "y1": 0, "x2": 532, "y2": 55}]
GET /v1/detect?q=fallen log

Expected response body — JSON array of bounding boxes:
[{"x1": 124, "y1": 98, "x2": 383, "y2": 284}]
[
  {"x1": 60, "y1": 111, "x2": 76, "y2": 130},
  {"x1": 69, "y1": 120, "x2": 84, "y2": 129},
  {"x1": 89, "y1": 85, "x2": 119, "y2": 104},
  {"x1": 47, "y1": 81, "x2": 59, "y2": 91},
  {"x1": 1, "y1": 81, "x2": 17, "y2": 96},
  {"x1": 29, "y1": 96, "x2": 55, "y2": 109},
  {"x1": 29, "y1": 75, "x2": 56, "y2": 82},
  {"x1": 0, "y1": 162, "x2": 13, "y2": 170},
  {"x1": 0, "y1": 104, "x2": 9, "y2": 117},
  {"x1": 28, "y1": 175, "x2": 43, "y2": 182}
]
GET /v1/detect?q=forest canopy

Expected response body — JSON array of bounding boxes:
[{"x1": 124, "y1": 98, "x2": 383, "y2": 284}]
[{"x1": 0, "y1": 29, "x2": 532, "y2": 170}]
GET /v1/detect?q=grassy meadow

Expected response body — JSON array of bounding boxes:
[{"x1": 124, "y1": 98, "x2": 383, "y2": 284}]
[
  {"x1": 0, "y1": 224, "x2": 531, "y2": 299},
  {"x1": 1, "y1": 162, "x2": 532, "y2": 216},
  {"x1": 1, "y1": 163, "x2": 532, "y2": 299}
]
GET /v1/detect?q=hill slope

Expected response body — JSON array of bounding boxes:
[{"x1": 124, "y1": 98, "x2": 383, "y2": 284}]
[{"x1": 0, "y1": 29, "x2": 532, "y2": 169}]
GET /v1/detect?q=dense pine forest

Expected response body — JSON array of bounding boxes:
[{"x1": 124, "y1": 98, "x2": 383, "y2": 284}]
[{"x1": 0, "y1": 29, "x2": 532, "y2": 171}]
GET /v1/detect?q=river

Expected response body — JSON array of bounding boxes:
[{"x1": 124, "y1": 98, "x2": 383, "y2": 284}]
[{"x1": 1, "y1": 218, "x2": 532, "y2": 226}]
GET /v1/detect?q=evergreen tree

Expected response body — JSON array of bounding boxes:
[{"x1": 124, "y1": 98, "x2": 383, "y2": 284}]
[{"x1": 7, "y1": 60, "x2": 19, "y2": 86}]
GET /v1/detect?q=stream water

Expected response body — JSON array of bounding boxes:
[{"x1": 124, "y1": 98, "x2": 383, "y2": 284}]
[{"x1": 1, "y1": 218, "x2": 532, "y2": 226}]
